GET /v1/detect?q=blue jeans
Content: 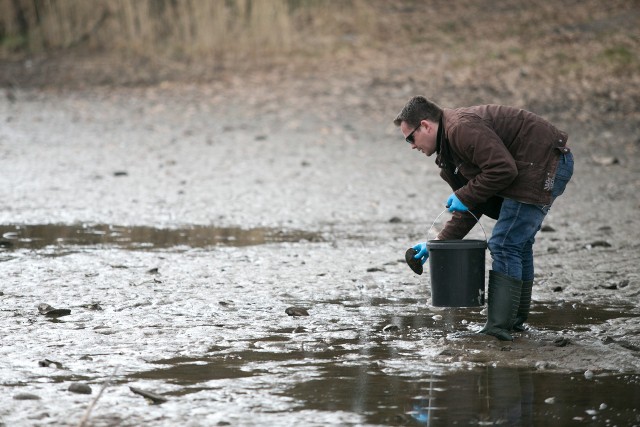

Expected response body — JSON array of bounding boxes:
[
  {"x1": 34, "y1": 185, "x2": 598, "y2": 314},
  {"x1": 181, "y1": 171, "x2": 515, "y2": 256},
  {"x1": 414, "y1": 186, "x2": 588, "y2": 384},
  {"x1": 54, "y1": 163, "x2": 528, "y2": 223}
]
[{"x1": 488, "y1": 152, "x2": 574, "y2": 281}]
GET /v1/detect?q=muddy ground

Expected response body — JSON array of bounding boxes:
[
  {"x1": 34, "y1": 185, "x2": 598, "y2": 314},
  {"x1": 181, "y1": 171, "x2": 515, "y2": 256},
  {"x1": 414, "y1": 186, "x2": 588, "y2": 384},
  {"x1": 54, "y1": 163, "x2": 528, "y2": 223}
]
[{"x1": 1, "y1": 2, "x2": 640, "y2": 426}]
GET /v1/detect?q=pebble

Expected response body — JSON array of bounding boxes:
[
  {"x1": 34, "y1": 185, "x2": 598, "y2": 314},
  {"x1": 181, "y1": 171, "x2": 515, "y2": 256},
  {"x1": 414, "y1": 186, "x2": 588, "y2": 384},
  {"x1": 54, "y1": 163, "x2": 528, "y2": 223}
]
[
  {"x1": 14, "y1": 393, "x2": 41, "y2": 400},
  {"x1": 285, "y1": 307, "x2": 309, "y2": 316},
  {"x1": 584, "y1": 370, "x2": 594, "y2": 380},
  {"x1": 585, "y1": 240, "x2": 612, "y2": 249},
  {"x1": 382, "y1": 324, "x2": 400, "y2": 333},
  {"x1": 432, "y1": 315, "x2": 443, "y2": 321},
  {"x1": 68, "y1": 383, "x2": 92, "y2": 394},
  {"x1": 535, "y1": 361, "x2": 550, "y2": 370},
  {"x1": 592, "y1": 156, "x2": 619, "y2": 166},
  {"x1": 37, "y1": 303, "x2": 71, "y2": 317},
  {"x1": 544, "y1": 397, "x2": 556, "y2": 404},
  {"x1": 38, "y1": 359, "x2": 63, "y2": 369}
]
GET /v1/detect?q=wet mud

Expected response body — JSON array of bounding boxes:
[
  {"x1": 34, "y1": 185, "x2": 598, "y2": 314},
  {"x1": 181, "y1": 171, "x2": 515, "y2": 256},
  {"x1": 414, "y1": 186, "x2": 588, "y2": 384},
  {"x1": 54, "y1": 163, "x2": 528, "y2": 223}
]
[{"x1": 2, "y1": 52, "x2": 640, "y2": 426}]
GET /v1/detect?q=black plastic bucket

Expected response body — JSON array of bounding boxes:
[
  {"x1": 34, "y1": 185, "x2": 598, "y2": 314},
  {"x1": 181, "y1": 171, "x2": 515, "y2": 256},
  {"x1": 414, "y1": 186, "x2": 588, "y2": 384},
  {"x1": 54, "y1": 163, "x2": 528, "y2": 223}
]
[{"x1": 427, "y1": 239, "x2": 487, "y2": 307}]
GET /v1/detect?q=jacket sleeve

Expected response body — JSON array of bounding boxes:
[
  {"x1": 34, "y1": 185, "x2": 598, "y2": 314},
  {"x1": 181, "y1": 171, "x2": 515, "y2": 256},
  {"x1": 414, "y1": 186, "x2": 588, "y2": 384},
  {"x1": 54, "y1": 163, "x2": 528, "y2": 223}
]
[
  {"x1": 449, "y1": 118, "x2": 518, "y2": 208},
  {"x1": 437, "y1": 211, "x2": 481, "y2": 240}
]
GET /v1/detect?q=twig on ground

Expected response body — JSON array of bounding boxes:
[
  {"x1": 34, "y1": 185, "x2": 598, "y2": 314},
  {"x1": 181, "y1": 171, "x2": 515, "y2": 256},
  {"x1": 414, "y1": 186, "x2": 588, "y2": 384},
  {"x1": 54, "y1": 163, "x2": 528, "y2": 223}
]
[{"x1": 78, "y1": 367, "x2": 118, "y2": 427}]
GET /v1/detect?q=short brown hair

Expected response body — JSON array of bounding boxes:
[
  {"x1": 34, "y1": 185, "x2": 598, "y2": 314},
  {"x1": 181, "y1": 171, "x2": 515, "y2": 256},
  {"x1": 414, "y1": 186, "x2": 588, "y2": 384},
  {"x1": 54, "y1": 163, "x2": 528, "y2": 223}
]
[{"x1": 393, "y1": 96, "x2": 443, "y2": 127}]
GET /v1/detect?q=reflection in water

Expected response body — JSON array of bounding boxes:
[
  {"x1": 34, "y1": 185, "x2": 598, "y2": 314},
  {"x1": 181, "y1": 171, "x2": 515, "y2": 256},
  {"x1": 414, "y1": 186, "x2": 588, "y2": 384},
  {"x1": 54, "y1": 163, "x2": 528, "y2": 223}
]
[
  {"x1": 127, "y1": 340, "x2": 640, "y2": 425},
  {"x1": 285, "y1": 365, "x2": 640, "y2": 426},
  {"x1": 0, "y1": 223, "x2": 322, "y2": 250}
]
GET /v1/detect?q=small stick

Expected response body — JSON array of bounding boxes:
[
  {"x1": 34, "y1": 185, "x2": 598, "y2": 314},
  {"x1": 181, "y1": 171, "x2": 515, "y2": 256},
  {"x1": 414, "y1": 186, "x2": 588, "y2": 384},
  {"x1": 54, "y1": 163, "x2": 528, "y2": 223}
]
[{"x1": 77, "y1": 367, "x2": 118, "y2": 427}]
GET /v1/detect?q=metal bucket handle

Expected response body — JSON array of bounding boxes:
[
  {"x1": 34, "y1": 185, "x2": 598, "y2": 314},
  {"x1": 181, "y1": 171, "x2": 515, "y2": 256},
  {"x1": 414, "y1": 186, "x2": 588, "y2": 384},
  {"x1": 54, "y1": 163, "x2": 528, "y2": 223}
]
[{"x1": 427, "y1": 208, "x2": 488, "y2": 242}]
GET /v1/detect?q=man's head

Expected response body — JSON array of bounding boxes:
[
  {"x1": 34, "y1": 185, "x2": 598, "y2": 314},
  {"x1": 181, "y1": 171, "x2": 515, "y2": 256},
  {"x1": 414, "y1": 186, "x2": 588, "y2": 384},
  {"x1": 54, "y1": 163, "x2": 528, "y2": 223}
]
[
  {"x1": 394, "y1": 96, "x2": 443, "y2": 128},
  {"x1": 394, "y1": 96, "x2": 443, "y2": 157}
]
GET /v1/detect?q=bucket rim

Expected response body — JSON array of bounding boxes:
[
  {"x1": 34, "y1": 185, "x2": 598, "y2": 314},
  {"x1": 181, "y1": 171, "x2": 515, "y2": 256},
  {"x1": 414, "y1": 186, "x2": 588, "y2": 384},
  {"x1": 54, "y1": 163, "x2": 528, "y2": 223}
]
[{"x1": 427, "y1": 239, "x2": 487, "y2": 249}]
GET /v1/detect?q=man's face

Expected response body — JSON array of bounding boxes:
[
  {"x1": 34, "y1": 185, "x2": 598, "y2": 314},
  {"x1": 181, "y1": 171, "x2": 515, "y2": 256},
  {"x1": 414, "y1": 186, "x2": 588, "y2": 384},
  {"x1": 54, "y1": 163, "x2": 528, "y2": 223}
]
[{"x1": 400, "y1": 120, "x2": 437, "y2": 156}]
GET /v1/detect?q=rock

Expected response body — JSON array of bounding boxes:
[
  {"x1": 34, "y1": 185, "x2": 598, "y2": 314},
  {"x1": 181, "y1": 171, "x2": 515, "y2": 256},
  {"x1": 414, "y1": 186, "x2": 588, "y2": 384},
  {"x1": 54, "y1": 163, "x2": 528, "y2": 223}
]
[
  {"x1": 553, "y1": 286, "x2": 563, "y2": 292},
  {"x1": 618, "y1": 341, "x2": 640, "y2": 352},
  {"x1": 405, "y1": 248, "x2": 423, "y2": 275},
  {"x1": 540, "y1": 225, "x2": 556, "y2": 232},
  {"x1": 544, "y1": 397, "x2": 556, "y2": 404},
  {"x1": 432, "y1": 315, "x2": 443, "y2": 320},
  {"x1": 285, "y1": 307, "x2": 309, "y2": 316},
  {"x1": 382, "y1": 324, "x2": 400, "y2": 333},
  {"x1": 601, "y1": 336, "x2": 615, "y2": 344},
  {"x1": 68, "y1": 383, "x2": 92, "y2": 394},
  {"x1": 113, "y1": 171, "x2": 128, "y2": 176},
  {"x1": 366, "y1": 267, "x2": 385, "y2": 272},
  {"x1": 554, "y1": 337, "x2": 569, "y2": 347},
  {"x1": 37, "y1": 303, "x2": 71, "y2": 318},
  {"x1": 14, "y1": 393, "x2": 41, "y2": 400},
  {"x1": 584, "y1": 370, "x2": 594, "y2": 380},
  {"x1": 129, "y1": 386, "x2": 167, "y2": 404},
  {"x1": 38, "y1": 359, "x2": 63, "y2": 369},
  {"x1": 591, "y1": 155, "x2": 619, "y2": 166},
  {"x1": 388, "y1": 216, "x2": 402, "y2": 223},
  {"x1": 535, "y1": 361, "x2": 550, "y2": 370},
  {"x1": 585, "y1": 240, "x2": 612, "y2": 249}
]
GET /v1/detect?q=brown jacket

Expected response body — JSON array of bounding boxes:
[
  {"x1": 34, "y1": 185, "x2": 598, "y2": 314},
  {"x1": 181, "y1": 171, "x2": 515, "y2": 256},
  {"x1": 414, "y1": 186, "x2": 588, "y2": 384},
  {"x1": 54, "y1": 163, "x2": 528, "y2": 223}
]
[{"x1": 436, "y1": 105, "x2": 570, "y2": 240}]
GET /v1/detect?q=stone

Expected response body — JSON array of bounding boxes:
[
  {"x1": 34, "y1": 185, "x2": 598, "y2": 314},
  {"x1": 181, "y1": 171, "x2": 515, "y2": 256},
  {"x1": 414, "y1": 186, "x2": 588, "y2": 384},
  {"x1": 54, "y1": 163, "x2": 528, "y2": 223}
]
[
  {"x1": 285, "y1": 307, "x2": 309, "y2": 316},
  {"x1": 37, "y1": 303, "x2": 71, "y2": 317},
  {"x1": 68, "y1": 383, "x2": 92, "y2": 394},
  {"x1": 14, "y1": 393, "x2": 41, "y2": 400}
]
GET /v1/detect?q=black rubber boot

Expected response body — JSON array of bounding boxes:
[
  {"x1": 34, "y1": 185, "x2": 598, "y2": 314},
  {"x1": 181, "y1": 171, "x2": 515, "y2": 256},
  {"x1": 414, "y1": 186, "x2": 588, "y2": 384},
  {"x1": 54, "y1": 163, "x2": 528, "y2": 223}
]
[
  {"x1": 480, "y1": 270, "x2": 522, "y2": 341},
  {"x1": 512, "y1": 280, "x2": 533, "y2": 332}
]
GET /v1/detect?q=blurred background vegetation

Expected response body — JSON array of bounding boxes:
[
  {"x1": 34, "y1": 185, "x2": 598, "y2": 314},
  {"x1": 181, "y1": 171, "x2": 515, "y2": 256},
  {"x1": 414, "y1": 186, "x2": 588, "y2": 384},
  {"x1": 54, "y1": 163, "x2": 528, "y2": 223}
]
[
  {"x1": 0, "y1": 0, "x2": 374, "y2": 63},
  {"x1": 0, "y1": 0, "x2": 638, "y2": 100}
]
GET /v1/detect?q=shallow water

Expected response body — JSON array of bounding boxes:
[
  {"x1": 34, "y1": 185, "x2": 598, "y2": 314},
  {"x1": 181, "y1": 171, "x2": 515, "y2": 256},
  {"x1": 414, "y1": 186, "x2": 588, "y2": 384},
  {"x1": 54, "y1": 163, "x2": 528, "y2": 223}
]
[
  {"x1": 0, "y1": 223, "x2": 323, "y2": 251},
  {"x1": 2, "y1": 224, "x2": 640, "y2": 426}
]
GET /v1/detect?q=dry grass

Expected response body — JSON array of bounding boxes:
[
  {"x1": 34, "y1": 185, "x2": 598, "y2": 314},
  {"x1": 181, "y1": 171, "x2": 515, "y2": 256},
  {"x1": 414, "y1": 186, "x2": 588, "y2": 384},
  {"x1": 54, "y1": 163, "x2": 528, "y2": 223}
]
[
  {"x1": 0, "y1": 0, "x2": 374, "y2": 62},
  {"x1": 0, "y1": 0, "x2": 638, "y2": 116}
]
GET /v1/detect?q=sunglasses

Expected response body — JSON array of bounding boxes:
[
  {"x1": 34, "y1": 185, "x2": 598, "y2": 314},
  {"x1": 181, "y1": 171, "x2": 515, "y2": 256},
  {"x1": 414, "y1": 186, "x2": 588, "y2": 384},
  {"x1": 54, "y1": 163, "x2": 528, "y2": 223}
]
[{"x1": 405, "y1": 123, "x2": 421, "y2": 144}]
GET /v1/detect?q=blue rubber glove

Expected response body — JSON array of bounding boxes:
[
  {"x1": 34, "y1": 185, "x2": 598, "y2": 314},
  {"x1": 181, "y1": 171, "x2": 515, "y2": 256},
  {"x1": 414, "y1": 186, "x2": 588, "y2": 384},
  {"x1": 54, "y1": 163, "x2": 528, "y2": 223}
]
[
  {"x1": 412, "y1": 242, "x2": 429, "y2": 265},
  {"x1": 446, "y1": 193, "x2": 469, "y2": 212}
]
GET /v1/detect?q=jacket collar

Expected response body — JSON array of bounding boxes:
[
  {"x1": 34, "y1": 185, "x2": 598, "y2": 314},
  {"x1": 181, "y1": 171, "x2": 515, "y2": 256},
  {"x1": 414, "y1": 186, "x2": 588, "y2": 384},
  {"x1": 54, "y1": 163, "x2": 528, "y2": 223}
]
[{"x1": 435, "y1": 116, "x2": 447, "y2": 168}]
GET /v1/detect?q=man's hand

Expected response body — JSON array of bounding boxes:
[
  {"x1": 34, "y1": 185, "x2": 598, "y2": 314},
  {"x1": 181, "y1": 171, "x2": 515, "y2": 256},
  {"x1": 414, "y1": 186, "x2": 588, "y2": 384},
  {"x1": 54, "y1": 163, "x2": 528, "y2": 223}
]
[
  {"x1": 446, "y1": 193, "x2": 469, "y2": 212},
  {"x1": 412, "y1": 242, "x2": 429, "y2": 265}
]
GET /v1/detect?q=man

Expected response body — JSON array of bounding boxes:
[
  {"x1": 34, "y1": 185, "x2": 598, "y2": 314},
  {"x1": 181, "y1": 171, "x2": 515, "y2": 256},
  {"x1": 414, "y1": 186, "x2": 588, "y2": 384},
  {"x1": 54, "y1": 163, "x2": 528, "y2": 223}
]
[{"x1": 394, "y1": 96, "x2": 574, "y2": 341}]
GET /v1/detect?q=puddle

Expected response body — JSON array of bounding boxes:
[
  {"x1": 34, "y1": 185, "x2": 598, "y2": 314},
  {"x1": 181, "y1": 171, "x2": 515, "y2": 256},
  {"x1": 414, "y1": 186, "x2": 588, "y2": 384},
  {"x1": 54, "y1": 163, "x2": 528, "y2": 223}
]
[
  {"x1": 531, "y1": 300, "x2": 638, "y2": 332},
  {"x1": 284, "y1": 366, "x2": 640, "y2": 425},
  {"x1": 321, "y1": 298, "x2": 638, "y2": 334},
  {"x1": 126, "y1": 350, "x2": 640, "y2": 425},
  {"x1": 0, "y1": 223, "x2": 322, "y2": 250}
]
